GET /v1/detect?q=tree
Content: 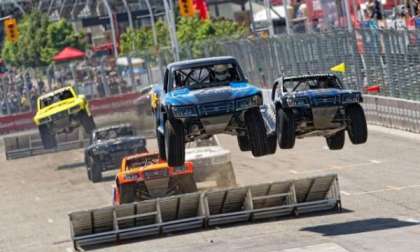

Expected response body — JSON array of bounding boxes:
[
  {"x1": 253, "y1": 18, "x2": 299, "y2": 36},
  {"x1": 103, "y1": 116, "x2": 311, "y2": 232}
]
[
  {"x1": 2, "y1": 12, "x2": 86, "y2": 67},
  {"x1": 119, "y1": 17, "x2": 249, "y2": 58}
]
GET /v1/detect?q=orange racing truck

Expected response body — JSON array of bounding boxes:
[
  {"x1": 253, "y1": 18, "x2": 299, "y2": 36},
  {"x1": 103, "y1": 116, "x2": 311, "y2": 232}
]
[{"x1": 113, "y1": 152, "x2": 197, "y2": 205}]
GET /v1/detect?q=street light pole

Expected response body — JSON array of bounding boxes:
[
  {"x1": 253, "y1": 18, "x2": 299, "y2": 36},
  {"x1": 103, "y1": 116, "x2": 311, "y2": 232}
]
[
  {"x1": 264, "y1": 0, "x2": 274, "y2": 37},
  {"x1": 102, "y1": 0, "x2": 119, "y2": 59},
  {"x1": 163, "y1": 0, "x2": 180, "y2": 61},
  {"x1": 143, "y1": 0, "x2": 164, "y2": 81}
]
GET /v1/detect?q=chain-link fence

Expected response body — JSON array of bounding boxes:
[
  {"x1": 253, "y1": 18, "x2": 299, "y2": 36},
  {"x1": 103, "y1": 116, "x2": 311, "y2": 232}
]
[{"x1": 143, "y1": 28, "x2": 420, "y2": 102}]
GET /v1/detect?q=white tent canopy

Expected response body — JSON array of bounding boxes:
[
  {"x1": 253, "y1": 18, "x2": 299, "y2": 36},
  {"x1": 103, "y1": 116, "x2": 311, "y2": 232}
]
[
  {"x1": 116, "y1": 57, "x2": 145, "y2": 67},
  {"x1": 253, "y1": 5, "x2": 286, "y2": 22}
]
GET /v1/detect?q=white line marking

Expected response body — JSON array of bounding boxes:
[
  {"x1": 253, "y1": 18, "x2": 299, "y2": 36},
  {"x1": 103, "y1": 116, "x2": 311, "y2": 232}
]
[
  {"x1": 340, "y1": 190, "x2": 351, "y2": 196},
  {"x1": 289, "y1": 170, "x2": 299, "y2": 174},
  {"x1": 48, "y1": 218, "x2": 54, "y2": 223},
  {"x1": 66, "y1": 248, "x2": 73, "y2": 252},
  {"x1": 386, "y1": 185, "x2": 401, "y2": 191},
  {"x1": 370, "y1": 160, "x2": 382, "y2": 164}
]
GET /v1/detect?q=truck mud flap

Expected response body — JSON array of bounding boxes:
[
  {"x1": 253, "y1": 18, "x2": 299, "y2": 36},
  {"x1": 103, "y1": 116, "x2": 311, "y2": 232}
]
[
  {"x1": 4, "y1": 130, "x2": 87, "y2": 160},
  {"x1": 69, "y1": 174, "x2": 341, "y2": 250}
]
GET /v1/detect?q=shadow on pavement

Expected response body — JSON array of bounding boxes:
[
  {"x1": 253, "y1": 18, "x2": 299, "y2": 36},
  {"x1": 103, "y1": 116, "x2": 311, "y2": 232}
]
[
  {"x1": 301, "y1": 218, "x2": 419, "y2": 236},
  {"x1": 56, "y1": 162, "x2": 85, "y2": 170}
]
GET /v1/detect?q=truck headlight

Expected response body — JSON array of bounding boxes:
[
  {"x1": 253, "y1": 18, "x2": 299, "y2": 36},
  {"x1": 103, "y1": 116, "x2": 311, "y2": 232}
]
[
  {"x1": 172, "y1": 106, "x2": 198, "y2": 118},
  {"x1": 236, "y1": 95, "x2": 262, "y2": 111},
  {"x1": 342, "y1": 93, "x2": 361, "y2": 103},
  {"x1": 286, "y1": 97, "x2": 310, "y2": 107},
  {"x1": 69, "y1": 105, "x2": 81, "y2": 114}
]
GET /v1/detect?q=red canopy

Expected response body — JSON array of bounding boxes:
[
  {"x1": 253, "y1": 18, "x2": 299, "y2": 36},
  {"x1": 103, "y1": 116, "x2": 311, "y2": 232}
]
[{"x1": 53, "y1": 47, "x2": 85, "y2": 62}]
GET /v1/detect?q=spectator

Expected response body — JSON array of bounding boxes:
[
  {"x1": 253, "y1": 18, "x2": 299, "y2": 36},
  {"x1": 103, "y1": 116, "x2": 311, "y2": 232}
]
[{"x1": 367, "y1": 0, "x2": 383, "y2": 20}]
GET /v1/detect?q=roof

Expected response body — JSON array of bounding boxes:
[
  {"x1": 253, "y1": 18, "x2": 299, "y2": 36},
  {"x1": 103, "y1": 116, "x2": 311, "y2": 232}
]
[
  {"x1": 93, "y1": 123, "x2": 132, "y2": 134},
  {"x1": 124, "y1": 152, "x2": 159, "y2": 162},
  {"x1": 167, "y1": 56, "x2": 238, "y2": 71},
  {"x1": 38, "y1": 86, "x2": 73, "y2": 100}
]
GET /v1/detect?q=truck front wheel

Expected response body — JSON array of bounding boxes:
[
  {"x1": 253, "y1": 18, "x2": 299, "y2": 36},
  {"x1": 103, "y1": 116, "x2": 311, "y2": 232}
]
[
  {"x1": 326, "y1": 130, "x2": 345, "y2": 150},
  {"x1": 245, "y1": 108, "x2": 269, "y2": 157},
  {"x1": 346, "y1": 104, "x2": 368, "y2": 144},
  {"x1": 79, "y1": 111, "x2": 96, "y2": 135},
  {"x1": 277, "y1": 107, "x2": 296, "y2": 149},
  {"x1": 165, "y1": 120, "x2": 185, "y2": 166},
  {"x1": 39, "y1": 124, "x2": 57, "y2": 149}
]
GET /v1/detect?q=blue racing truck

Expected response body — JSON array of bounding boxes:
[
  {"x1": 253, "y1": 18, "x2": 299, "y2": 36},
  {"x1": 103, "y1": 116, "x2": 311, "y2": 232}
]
[
  {"x1": 154, "y1": 56, "x2": 273, "y2": 166},
  {"x1": 271, "y1": 74, "x2": 368, "y2": 150}
]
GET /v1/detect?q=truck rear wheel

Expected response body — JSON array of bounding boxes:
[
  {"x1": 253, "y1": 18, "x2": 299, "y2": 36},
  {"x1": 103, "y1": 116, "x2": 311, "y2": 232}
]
[
  {"x1": 277, "y1": 107, "x2": 296, "y2": 149},
  {"x1": 89, "y1": 159, "x2": 102, "y2": 183},
  {"x1": 346, "y1": 104, "x2": 368, "y2": 144},
  {"x1": 245, "y1": 108, "x2": 269, "y2": 157},
  {"x1": 237, "y1": 135, "x2": 251, "y2": 151},
  {"x1": 326, "y1": 130, "x2": 345, "y2": 150},
  {"x1": 177, "y1": 174, "x2": 198, "y2": 194},
  {"x1": 165, "y1": 119, "x2": 185, "y2": 167},
  {"x1": 156, "y1": 128, "x2": 166, "y2": 160},
  {"x1": 39, "y1": 124, "x2": 57, "y2": 149},
  {"x1": 79, "y1": 111, "x2": 96, "y2": 135}
]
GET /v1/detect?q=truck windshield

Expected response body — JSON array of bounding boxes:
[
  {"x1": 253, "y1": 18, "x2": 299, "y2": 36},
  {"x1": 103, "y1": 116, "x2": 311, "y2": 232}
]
[
  {"x1": 95, "y1": 127, "x2": 134, "y2": 141},
  {"x1": 171, "y1": 63, "x2": 243, "y2": 90},
  {"x1": 40, "y1": 90, "x2": 74, "y2": 109},
  {"x1": 126, "y1": 157, "x2": 158, "y2": 170},
  {"x1": 284, "y1": 77, "x2": 342, "y2": 92}
]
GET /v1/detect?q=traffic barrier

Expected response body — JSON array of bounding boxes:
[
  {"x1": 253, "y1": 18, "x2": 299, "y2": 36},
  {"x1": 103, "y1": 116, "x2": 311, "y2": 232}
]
[
  {"x1": 363, "y1": 94, "x2": 420, "y2": 133},
  {"x1": 4, "y1": 130, "x2": 86, "y2": 160},
  {"x1": 69, "y1": 174, "x2": 341, "y2": 250}
]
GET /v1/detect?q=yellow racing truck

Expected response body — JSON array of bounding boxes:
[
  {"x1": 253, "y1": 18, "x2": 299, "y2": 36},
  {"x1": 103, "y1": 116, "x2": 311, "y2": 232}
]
[{"x1": 33, "y1": 86, "x2": 96, "y2": 149}]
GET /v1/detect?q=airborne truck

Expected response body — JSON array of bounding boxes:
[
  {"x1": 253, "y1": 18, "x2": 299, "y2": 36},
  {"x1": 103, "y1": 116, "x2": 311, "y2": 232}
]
[{"x1": 33, "y1": 86, "x2": 96, "y2": 149}]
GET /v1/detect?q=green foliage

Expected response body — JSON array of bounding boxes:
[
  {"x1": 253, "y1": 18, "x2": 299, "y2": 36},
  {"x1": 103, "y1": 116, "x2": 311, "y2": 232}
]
[
  {"x1": 2, "y1": 12, "x2": 86, "y2": 67},
  {"x1": 119, "y1": 17, "x2": 249, "y2": 58}
]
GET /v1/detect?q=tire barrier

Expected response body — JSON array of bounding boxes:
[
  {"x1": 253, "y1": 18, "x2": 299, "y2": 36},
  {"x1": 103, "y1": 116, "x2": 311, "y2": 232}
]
[{"x1": 69, "y1": 174, "x2": 341, "y2": 251}]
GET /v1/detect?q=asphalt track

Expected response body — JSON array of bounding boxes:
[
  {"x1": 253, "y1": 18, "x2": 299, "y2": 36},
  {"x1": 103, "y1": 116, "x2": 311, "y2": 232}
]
[{"x1": 1, "y1": 125, "x2": 420, "y2": 252}]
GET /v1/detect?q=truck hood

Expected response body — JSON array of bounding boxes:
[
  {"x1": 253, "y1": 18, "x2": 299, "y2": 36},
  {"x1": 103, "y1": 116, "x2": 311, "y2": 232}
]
[
  {"x1": 34, "y1": 98, "x2": 81, "y2": 120},
  {"x1": 292, "y1": 88, "x2": 358, "y2": 98},
  {"x1": 88, "y1": 136, "x2": 146, "y2": 152},
  {"x1": 165, "y1": 82, "x2": 260, "y2": 106}
]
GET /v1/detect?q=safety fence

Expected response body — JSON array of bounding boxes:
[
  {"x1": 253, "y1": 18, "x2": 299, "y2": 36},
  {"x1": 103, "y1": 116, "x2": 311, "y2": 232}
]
[
  {"x1": 69, "y1": 174, "x2": 341, "y2": 251},
  {"x1": 363, "y1": 94, "x2": 420, "y2": 133}
]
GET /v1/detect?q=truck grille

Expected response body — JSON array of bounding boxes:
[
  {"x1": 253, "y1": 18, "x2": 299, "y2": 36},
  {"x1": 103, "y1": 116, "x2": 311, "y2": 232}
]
[
  {"x1": 144, "y1": 169, "x2": 168, "y2": 180},
  {"x1": 313, "y1": 96, "x2": 338, "y2": 106},
  {"x1": 51, "y1": 111, "x2": 68, "y2": 121},
  {"x1": 198, "y1": 101, "x2": 235, "y2": 116}
]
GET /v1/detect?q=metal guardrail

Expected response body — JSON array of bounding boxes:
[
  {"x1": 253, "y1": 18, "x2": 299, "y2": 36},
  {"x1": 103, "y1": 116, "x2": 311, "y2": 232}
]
[
  {"x1": 363, "y1": 94, "x2": 420, "y2": 133},
  {"x1": 4, "y1": 130, "x2": 87, "y2": 160},
  {"x1": 69, "y1": 174, "x2": 341, "y2": 250}
]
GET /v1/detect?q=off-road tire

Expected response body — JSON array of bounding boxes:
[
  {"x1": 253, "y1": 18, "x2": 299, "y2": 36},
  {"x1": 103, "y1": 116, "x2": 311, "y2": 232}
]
[
  {"x1": 119, "y1": 184, "x2": 136, "y2": 204},
  {"x1": 90, "y1": 159, "x2": 102, "y2": 183},
  {"x1": 237, "y1": 135, "x2": 251, "y2": 151},
  {"x1": 266, "y1": 134, "x2": 277, "y2": 154},
  {"x1": 346, "y1": 104, "x2": 368, "y2": 144},
  {"x1": 39, "y1": 124, "x2": 57, "y2": 149},
  {"x1": 79, "y1": 111, "x2": 96, "y2": 135},
  {"x1": 177, "y1": 175, "x2": 198, "y2": 194},
  {"x1": 156, "y1": 128, "x2": 166, "y2": 160},
  {"x1": 277, "y1": 107, "x2": 296, "y2": 149},
  {"x1": 165, "y1": 119, "x2": 185, "y2": 167},
  {"x1": 326, "y1": 130, "x2": 345, "y2": 150},
  {"x1": 245, "y1": 108, "x2": 269, "y2": 157}
]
